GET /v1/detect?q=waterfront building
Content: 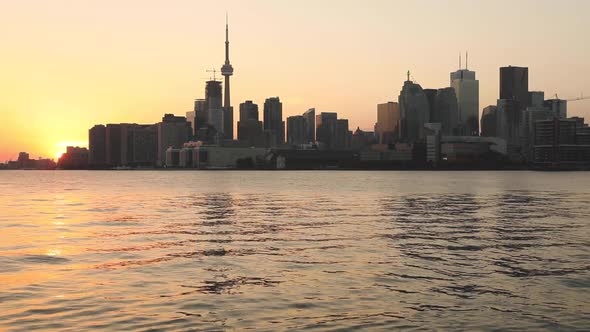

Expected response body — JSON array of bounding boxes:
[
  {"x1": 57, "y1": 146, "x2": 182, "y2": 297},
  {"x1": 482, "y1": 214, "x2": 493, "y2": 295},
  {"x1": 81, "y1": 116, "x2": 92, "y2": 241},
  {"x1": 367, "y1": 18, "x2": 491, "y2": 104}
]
[
  {"x1": 451, "y1": 63, "x2": 479, "y2": 136},
  {"x1": 121, "y1": 124, "x2": 157, "y2": 167},
  {"x1": 57, "y1": 146, "x2": 88, "y2": 169},
  {"x1": 263, "y1": 97, "x2": 284, "y2": 147},
  {"x1": 106, "y1": 124, "x2": 123, "y2": 166},
  {"x1": 157, "y1": 114, "x2": 192, "y2": 167},
  {"x1": 287, "y1": 115, "x2": 307, "y2": 146},
  {"x1": 399, "y1": 74, "x2": 430, "y2": 143},
  {"x1": 89, "y1": 125, "x2": 106, "y2": 167},
  {"x1": 533, "y1": 117, "x2": 590, "y2": 165},
  {"x1": 316, "y1": 112, "x2": 337, "y2": 149},
  {"x1": 496, "y1": 99, "x2": 522, "y2": 149},
  {"x1": 375, "y1": 102, "x2": 400, "y2": 144}
]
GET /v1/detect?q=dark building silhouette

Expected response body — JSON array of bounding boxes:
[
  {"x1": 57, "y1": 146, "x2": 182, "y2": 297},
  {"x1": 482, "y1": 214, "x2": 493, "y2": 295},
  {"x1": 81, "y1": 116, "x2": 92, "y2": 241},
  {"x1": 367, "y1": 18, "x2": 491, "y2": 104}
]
[
  {"x1": 423, "y1": 89, "x2": 437, "y2": 121},
  {"x1": 58, "y1": 146, "x2": 88, "y2": 169},
  {"x1": 237, "y1": 100, "x2": 264, "y2": 146},
  {"x1": 89, "y1": 125, "x2": 106, "y2": 167},
  {"x1": 432, "y1": 87, "x2": 459, "y2": 136},
  {"x1": 206, "y1": 80, "x2": 223, "y2": 140},
  {"x1": 480, "y1": 106, "x2": 498, "y2": 137},
  {"x1": 157, "y1": 114, "x2": 191, "y2": 166},
  {"x1": 399, "y1": 75, "x2": 430, "y2": 143},
  {"x1": 287, "y1": 115, "x2": 306, "y2": 146},
  {"x1": 316, "y1": 112, "x2": 351, "y2": 149},
  {"x1": 263, "y1": 97, "x2": 284, "y2": 147},
  {"x1": 194, "y1": 99, "x2": 207, "y2": 137},
  {"x1": 500, "y1": 66, "x2": 529, "y2": 109},
  {"x1": 121, "y1": 124, "x2": 157, "y2": 167},
  {"x1": 533, "y1": 117, "x2": 590, "y2": 164},
  {"x1": 106, "y1": 124, "x2": 122, "y2": 166}
]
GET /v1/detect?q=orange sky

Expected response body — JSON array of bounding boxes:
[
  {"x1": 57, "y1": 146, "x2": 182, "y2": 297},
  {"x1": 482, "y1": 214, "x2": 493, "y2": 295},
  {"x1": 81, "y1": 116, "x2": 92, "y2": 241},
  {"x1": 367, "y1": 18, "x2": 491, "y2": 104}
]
[{"x1": 1, "y1": 0, "x2": 589, "y2": 161}]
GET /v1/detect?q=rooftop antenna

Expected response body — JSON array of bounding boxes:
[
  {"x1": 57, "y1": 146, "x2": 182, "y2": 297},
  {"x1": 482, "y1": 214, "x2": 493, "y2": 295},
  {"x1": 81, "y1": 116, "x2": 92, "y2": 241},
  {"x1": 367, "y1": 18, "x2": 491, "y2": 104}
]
[
  {"x1": 206, "y1": 68, "x2": 218, "y2": 81},
  {"x1": 407, "y1": 70, "x2": 410, "y2": 82},
  {"x1": 459, "y1": 53, "x2": 461, "y2": 70},
  {"x1": 466, "y1": 51, "x2": 469, "y2": 70}
]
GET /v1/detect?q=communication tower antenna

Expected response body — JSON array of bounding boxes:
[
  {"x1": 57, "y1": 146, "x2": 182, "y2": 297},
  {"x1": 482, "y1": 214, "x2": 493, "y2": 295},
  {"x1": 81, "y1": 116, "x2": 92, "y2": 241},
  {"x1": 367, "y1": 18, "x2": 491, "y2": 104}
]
[{"x1": 466, "y1": 51, "x2": 469, "y2": 70}]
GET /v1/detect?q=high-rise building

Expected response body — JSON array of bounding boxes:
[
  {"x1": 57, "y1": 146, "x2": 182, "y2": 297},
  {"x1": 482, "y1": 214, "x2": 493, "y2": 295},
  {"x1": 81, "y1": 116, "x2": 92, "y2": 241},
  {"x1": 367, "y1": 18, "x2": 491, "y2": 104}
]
[
  {"x1": 157, "y1": 114, "x2": 192, "y2": 166},
  {"x1": 186, "y1": 111, "x2": 196, "y2": 134},
  {"x1": 237, "y1": 101, "x2": 264, "y2": 146},
  {"x1": 287, "y1": 115, "x2": 306, "y2": 146},
  {"x1": 106, "y1": 124, "x2": 122, "y2": 166},
  {"x1": 205, "y1": 80, "x2": 224, "y2": 141},
  {"x1": 496, "y1": 99, "x2": 521, "y2": 147},
  {"x1": 399, "y1": 74, "x2": 430, "y2": 143},
  {"x1": 121, "y1": 124, "x2": 157, "y2": 167},
  {"x1": 89, "y1": 125, "x2": 106, "y2": 166},
  {"x1": 194, "y1": 99, "x2": 207, "y2": 135},
  {"x1": 432, "y1": 88, "x2": 459, "y2": 136},
  {"x1": 263, "y1": 97, "x2": 284, "y2": 146},
  {"x1": 544, "y1": 98, "x2": 568, "y2": 119},
  {"x1": 500, "y1": 66, "x2": 529, "y2": 109},
  {"x1": 303, "y1": 108, "x2": 316, "y2": 143},
  {"x1": 316, "y1": 112, "x2": 338, "y2": 148},
  {"x1": 335, "y1": 119, "x2": 351, "y2": 149},
  {"x1": 375, "y1": 102, "x2": 400, "y2": 144},
  {"x1": 480, "y1": 106, "x2": 498, "y2": 137},
  {"x1": 451, "y1": 61, "x2": 479, "y2": 136},
  {"x1": 221, "y1": 15, "x2": 234, "y2": 140}
]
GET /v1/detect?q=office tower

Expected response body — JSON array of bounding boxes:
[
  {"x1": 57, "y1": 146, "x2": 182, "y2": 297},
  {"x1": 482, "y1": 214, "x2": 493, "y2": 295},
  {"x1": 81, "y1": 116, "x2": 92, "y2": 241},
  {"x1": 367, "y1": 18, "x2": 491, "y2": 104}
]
[
  {"x1": 432, "y1": 88, "x2": 459, "y2": 136},
  {"x1": 89, "y1": 125, "x2": 106, "y2": 166},
  {"x1": 335, "y1": 119, "x2": 351, "y2": 149},
  {"x1": 496, "y1": 99, "x2": 521, "y2": 146},
  {"x1": 316, "y1": 112, "x2": 338, "y2": 148},
  {"x1": 287, "y1": 115, "x2": 306, "y2": 146},
  {"x1": 221, "y1": 15, "x2": 234, "y2": 140},
  {"x1": 186, "y1": 111, "x2": 196, "y2": 134},
  {"x1": 194, "y1": 99, "x2": 207, "y2": 135},
  {"x1": 451, "y1": 58, "x2": 479, "y2": 136},
  {"x1": 423, "y1": 89, "x2": 438, "y2": 121},
  {"x1": 263, "y1": 97, "x2": 284, "y2": 146},
  {"x1": 106, "y1": 124, "x2": 122, "y2": 166},
  {"x1": 237, "y1": 100, "x2": 264, "y2": 146},
  {"x1": 303, "y1": 108, "x2": 316, "y2": 143},
  {"x1": 205, "y1": 80, "x2": 224, "y2": 140},
  {"x1": 480, "y1": 106, "x2": 498, "y2": 137},
  {"x1": 500, "y1": 66, "x2": 529, "y2": 109},
  {"x1": 544, "y1": 98, "x2": 568, "y2": 119},
  {"x1": 528, "y1": 91, "x2": 544, "y2": 108},
  {"x1": 375, "y1": 102, "x2": 400, "y2": 144},
  {"x1": 399, "y1": 73, "x2": 430, "y2": 143},
  {"x1": 157, "y1": 114, "x2": 192, "y2": 166}
]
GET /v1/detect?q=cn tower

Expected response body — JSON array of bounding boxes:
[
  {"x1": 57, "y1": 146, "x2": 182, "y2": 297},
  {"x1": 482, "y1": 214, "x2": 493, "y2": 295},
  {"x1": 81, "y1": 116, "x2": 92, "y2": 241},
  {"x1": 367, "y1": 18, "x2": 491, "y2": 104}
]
[{"x1": 220, "y1": 14, "x2": 234, "y2": 139}]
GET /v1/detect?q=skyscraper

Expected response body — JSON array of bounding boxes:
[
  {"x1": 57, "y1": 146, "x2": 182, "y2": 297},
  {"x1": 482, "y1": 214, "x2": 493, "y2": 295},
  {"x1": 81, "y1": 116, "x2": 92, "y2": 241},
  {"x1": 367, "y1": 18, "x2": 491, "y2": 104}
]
[
  {"x1": 399, "y1": 73, "x2": 430, "y2": 143},
  {"x1": 287, "y1": 115, "x2": 306, "y2": 146},
  {"x1": 433, "y1": 87, "x2": 459, "y2": 136},
  {"x1": 480, "y1": 106, "x2": 498, "y2": 137},
  {"x1": 500, "y1": 66, "x2": 529, "y2": 109},
  {"x1": 221, "y1": 15, "x2": 234, "y2": 140},
  {"x1": 375, "y1": 102, "x2": 400, "y2": 144},
  {"x1": 89, "y1": 125, "x2": 106, "y2": 167},
  {"x1": 157, "y1": 114, "x2": 192, "y2": 166},
  {"x1": 263, "y1": 97, "x2": 284, "y2": 146},
  {"x1": 451, "y1": 58, "x2": 479, "y2": 136},
  {"x1": 206, "y1": 79, "x2": 223, "y2": 140},
  {"x1": 237, "y1": 100, "x2": 264, "y2": 146}
]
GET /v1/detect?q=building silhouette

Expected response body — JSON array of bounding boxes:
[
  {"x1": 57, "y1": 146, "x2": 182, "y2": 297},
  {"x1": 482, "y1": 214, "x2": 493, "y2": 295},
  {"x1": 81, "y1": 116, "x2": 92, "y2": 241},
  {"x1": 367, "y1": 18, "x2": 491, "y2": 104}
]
[
  {"x1": 287, "y1": 115, "x2": 307, "y2": 146},
  {"x1": 89, "y1": 125, "x2": 106, "y2": 167},
  {"x1": 432, "y1": 87, "x2": 459, "y2": 136},
  {"x1": 451, "y1": 60, "x2": 479, "y2": 136},
  {"x1": 399, "y1": 74, "x2": 430, "y2": 143},
  {"x1": 237, "y1": 100, "x2": 264, "y2": 146},
  {"x1": 303, "y1": 108, "x2": 316, "y2": 143},
  {"x1": 375, "y1": 102, "x2": 400, "y2": 144},
  {"x1": 316, "y1": 112, "x2": 351, "y2": 149},
  {"x1": 263, "y1": 97, "x2": 284, "y2": 147},
  {"x1": 106, "y1": 124, "x2": 123, "y2": 166},
  {"x1": 480, "y1": 106, "x2": 498, "y2": 137},
  {"x1": 157, "y1": 114, "x2": 192, "y2": 166},
  {"x1": 500, "y1": 66, "x2": 529, "y2": 110}
]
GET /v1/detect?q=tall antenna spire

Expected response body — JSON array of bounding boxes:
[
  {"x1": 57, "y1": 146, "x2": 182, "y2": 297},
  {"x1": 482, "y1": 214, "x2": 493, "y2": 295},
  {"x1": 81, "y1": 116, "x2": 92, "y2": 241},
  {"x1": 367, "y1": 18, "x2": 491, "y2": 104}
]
[
  {"x1": 466, "y1": 51, "x2": 469, "y2": 70},
  {"x1": 407, "y1": 70, "x2": 410, "y2": 82},
  {"x1": 459, "y1": 53, "x2": 462, "y2": 70}
]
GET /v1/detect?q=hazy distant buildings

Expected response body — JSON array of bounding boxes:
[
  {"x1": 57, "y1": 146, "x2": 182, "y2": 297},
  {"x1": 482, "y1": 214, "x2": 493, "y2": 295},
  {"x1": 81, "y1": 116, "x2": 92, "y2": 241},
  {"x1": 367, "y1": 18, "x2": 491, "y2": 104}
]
[
  {"x1": 237, "y1": 100, "x2": 264, "y2": 146},
  {"x1": 263, "y1": 97, "x2": 285, "y2": 147},
  {"x1": 89, "y1": 125, "x2": 106, "y2": 166},
  {"x1": 375, "y1": 102, "x2": 400, "y2": 144},
  {"x1": 450, "y1": 65, "x2": 479, "y2": 136},
  {"x1": 399, "y1": 75, "x2": 430, "y2": 143},
  {"x1": 157, "y1": 114, "x2": 192, "y2": 167},
  {"x1": 316, "y1": 112, "x2": 351, "y2": 149}
]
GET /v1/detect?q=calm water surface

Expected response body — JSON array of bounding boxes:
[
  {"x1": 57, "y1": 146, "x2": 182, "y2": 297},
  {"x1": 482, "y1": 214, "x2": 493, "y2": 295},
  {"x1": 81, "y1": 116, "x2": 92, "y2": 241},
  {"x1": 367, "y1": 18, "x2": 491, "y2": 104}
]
[{"x1": 0, "y1": 171, "x2": 589, "y2": 331}]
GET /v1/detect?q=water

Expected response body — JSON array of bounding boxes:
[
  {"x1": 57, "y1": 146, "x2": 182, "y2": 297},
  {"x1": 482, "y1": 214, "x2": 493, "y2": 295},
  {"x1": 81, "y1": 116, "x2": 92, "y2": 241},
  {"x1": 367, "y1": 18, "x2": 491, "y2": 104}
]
[{"x1": 0, "y1": 170, "x2": 589, "y2": 331}]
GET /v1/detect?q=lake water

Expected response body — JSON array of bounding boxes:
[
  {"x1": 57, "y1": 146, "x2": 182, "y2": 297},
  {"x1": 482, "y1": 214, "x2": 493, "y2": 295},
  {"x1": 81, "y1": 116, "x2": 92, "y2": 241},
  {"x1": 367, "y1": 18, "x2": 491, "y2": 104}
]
[{"x1": 0, "y1": 170, "x2": 589, "y2": 331}]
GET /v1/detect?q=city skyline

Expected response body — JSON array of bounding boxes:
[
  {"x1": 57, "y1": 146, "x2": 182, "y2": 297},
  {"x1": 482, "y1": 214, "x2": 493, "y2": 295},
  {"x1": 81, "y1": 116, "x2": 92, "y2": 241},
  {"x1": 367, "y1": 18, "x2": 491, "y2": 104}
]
[{"x1": 1, "y1": 0, "x2": 590, "y2": 161}]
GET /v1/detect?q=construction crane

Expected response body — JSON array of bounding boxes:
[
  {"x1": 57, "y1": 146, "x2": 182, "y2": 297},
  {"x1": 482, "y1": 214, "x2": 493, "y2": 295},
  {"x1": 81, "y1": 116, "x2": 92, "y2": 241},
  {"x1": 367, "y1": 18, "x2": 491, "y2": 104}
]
[
  {"x1": 206, "y1": 68, "x2": 218, "y2": 81},
  {"x1": 553, "y1": 93, "x2": 589, "y2": 102}
]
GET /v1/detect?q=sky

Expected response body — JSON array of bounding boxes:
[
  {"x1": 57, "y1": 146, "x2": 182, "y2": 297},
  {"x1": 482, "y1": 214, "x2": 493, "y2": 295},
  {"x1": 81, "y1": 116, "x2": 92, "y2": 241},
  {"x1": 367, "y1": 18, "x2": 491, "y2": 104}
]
[{"x1": 1, "y1": 0, "x2": 589, "y2": 161}]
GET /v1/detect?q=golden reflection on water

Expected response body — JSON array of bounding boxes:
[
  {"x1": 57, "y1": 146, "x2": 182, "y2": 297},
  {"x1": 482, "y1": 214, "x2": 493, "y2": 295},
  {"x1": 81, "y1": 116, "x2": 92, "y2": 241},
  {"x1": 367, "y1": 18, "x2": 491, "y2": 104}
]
[{"x1": 0, "y1": 171, "x2": 589, "y2": 330}]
